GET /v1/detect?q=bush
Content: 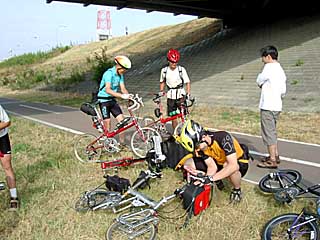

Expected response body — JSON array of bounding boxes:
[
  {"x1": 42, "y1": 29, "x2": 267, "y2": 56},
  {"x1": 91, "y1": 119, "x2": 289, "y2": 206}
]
[{"x1": 90, "y1": 46, "x2": 113, "y2": 84}]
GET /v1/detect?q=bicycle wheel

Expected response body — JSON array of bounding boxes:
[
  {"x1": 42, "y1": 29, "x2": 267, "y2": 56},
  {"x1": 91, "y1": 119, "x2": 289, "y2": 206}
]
[
  {"x1": 130, "y1": 127, "x2": 161, "y2": 158},
  {"x1": 74, "y1": 133, "x2": 102, "y2": 163},
  {"x1": 274, "y1": 187, "x2": 301, "y2": 203},
  {"x1": 141, "y1": 116, "x2": 156, "y2": 128},
  {"x1": 74, "y1": 189, "x2": 121, "y2": 212},
  {"x1": 106, "y1": 218, "x2": 156, "y2": 240},
  {"x1": 259, "y1": 169, "x2": 302, "y2": 193},
  {"x1": 173, "y1": 121, "x2": 184, "y2": 136},
  {"x1": 261, "y1": 213, "x2": 319, "y2": 240}
]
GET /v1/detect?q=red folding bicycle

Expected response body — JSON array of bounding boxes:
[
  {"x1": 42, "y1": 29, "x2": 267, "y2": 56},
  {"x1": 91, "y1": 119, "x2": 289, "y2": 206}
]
[
  {"x1": 74, "y1": 94, "x2": 160, "y2": 163},
  {"x1": 142, "y1": 93, "x2": 195, "y2": 139}
]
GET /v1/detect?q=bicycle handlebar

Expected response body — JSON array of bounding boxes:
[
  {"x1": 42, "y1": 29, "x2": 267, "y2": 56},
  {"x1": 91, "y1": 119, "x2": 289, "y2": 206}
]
[
  {"x1": 152, "y1": 93, "x2": 195, "y2": 108},
  {"x1": 184, "y1": 166, "x2": 214, "y2": 184},
  {"x1": 128, "y1": 94, "x2": 144, "y2": 111},
  {"x1": 189, "y1": 173, "x2": 214, "y2": 184},
  {"x1": 145, "y1": 169, "x2": 162, "y2": 179}
]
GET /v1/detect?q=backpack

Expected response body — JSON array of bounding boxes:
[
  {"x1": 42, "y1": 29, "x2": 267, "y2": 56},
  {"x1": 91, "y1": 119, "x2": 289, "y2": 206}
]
[
  {"x1": 239, "y1": 143, "x2": 254, "y2": 161},
  {"x1": 161, "y1": 136, "x2": 191, "y2": 169},
  {"x1": 91, "y1": 70, "x2": 115, "y2": 103},
  {"x1": 146, "y1": 136, "x2": 191, "y2": 171},
  {"x1": 162, "y1": 65, "x2": 184, "y2": 90},
  {"x1": 91, "y1": 84, "x2": 115, "y2": 103}
]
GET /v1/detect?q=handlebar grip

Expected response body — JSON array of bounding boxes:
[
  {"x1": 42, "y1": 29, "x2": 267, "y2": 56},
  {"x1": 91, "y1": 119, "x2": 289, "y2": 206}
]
[{"x1": 197, "y1": 172, "x2": 205, "y2": 178}]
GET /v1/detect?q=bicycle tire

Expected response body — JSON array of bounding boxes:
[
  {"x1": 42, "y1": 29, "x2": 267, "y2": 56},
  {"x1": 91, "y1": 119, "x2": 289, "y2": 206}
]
[
  {"x1": 74, "y1": 189, "x2": 121, "y2": 212},
  {"x1": 258, "y1": 169, "x2": 302, "y2": 193},
  {"x1": 130, "y1": 127, "x2": 161, "y2": 158},
  {"x1": 173, "y1": 122, "x2": 184, "y2": 136},
  {"x1": 74, "y1": 133, "x2": 102, "y2": 163},
  {"x1": 142, "y1": 116, "x2": 171, "y2": 139},
  {"x1": 261, "y1": 213, "x2": 319, "y2": 240},
  {"x1": 106, "y1": 218, "x2": 156, "y2": 240},
  {"x1": 274, "y1": 187, "x2": 301, "y2": 203},
  {"x1": 142, "y1": 116, "x2": 156, "y2": 128}
]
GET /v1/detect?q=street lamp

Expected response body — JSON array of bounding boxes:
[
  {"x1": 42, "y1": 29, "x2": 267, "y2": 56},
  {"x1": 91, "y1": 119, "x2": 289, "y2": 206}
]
[{"x1": 56, "y1": 25, "x2": 67, "y2": 46}]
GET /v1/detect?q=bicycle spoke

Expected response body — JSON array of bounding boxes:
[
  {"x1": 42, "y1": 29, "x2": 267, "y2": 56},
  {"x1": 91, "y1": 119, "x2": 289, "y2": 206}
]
[
  {"x1": 130, "y1": 127, "x2": 160, "y2": 158},
  {"x1": 74, "y1": 134, "x2": 102, "y2": 163}
]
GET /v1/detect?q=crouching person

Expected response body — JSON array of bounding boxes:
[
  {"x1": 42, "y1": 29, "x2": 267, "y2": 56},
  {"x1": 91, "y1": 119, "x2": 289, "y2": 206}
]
[{"x1": 177, "y1": 120, "x2": 249, "y2": 203}]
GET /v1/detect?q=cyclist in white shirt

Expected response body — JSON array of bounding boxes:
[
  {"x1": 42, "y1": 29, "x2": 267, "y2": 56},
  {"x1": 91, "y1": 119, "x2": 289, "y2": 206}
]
[
  {"x1": 0, "y1": 104, "x2": 19, "y2": 210},
  {"x1": 159, "y1": 49, "x2": 191, "y2": 131},
  {"x1": 256, "y1": 45, "x2": 286, "y2": 169}
]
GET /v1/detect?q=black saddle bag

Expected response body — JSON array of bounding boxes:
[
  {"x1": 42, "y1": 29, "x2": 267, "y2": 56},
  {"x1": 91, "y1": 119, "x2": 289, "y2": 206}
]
[
  {"x1": 105, "y1": 175, "x2": 131, "y2": 194},
  {"x1": 80, "y1": 103, "x2": 97, "y2": 116}
]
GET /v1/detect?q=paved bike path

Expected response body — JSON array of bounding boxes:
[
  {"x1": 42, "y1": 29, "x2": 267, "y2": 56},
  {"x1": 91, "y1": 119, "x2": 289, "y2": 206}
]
[{"x1": 1, "y1": 97, "x2": 319, "y2": 185}]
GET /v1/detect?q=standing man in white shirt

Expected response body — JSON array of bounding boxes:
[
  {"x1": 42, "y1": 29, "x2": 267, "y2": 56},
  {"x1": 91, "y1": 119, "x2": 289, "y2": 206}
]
[
  {"x1": 159, "y1": 49, "x2": 191, "y2": 131},
  {"x1": 0, "y1": 104, "x2": 19, "y2": 210},
  {"x1": 256, "y1": 45, "x2": 287, "y2": 169}
]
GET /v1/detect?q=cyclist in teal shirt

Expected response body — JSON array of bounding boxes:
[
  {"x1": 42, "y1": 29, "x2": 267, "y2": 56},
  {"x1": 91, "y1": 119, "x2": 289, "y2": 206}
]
[{"x1": 97, "y1": 55, "x2": 132, "y2": 144}]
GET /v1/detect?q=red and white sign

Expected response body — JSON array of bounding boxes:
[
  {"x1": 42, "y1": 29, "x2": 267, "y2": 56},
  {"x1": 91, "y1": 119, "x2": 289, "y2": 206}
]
[{"x1": 97, "y1": 9, "x2": 111, "y2": 31}]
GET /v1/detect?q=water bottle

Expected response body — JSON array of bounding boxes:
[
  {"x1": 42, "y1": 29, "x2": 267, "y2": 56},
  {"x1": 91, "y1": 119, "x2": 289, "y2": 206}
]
[
  {"x1": 169, "y1": 109, "x2": 180, "y2": 116},
  {"x1": 92, "y1": 117, "x2": 103, "y2": 133},
  {"x1": 316, "y1": 197, "x2": 320, "y2": 216}
]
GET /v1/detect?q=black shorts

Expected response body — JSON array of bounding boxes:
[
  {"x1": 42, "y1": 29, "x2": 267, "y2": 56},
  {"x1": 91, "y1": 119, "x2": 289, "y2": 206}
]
[
  {"x1": 99, "y1": 100, "x2": 123, "y2": 119},
  {"x1": 167, "y1": 98, "x2": 185, "y2": 116},
  {"x1": 0, "y1": 134, "x2": 11, "y2": 154},
  {"x1": 194, "y1": 157, "x2": 248, "y2": 177}
]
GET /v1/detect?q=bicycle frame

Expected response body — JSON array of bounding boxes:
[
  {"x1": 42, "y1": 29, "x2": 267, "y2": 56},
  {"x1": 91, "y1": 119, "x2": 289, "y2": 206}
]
[
  {"x1": 288, "y1": 210, "x2": 319, "y2": 238},
  {"x1": 260, "y1": 169, "x2": 320, "y2": 204},
  {"x1": 270, "y1": 171, "x2": 320, "y2": 198},
  {"x1": 100, "y1": 157, "x2": 146, "y2": 170},
  {"x1": 74, "y1": 95, "x2": 160, "y2": 162},
  {"x1": 75, "y1": 169, "x2": 163, "y2": 212},
  {"x1": 261, "y1": 197, "x2": 320, "y2": 240},
  {"x1": 144, "y1": 93, "x2": 194, "y2": 134},
  {"x1": 105, "y1": 170, "x2": 214, "y2": 240},
  {"x1": 94, "y1": 98, "x2": 146, "y2": 140},
  {"x1": 0, "y1": 182, "x2": 5, "y2": 191}
]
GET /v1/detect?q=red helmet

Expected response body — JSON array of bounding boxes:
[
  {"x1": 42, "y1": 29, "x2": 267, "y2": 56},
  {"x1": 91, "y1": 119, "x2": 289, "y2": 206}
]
[{"x1": 167, "y1": 49, "x2": 180, "y2": 63}]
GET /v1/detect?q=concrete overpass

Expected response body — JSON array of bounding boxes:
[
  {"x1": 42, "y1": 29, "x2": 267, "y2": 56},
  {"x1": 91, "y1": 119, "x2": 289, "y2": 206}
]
[{"x1": 47, "y1": 0, "x2": 320, "y2": 25}]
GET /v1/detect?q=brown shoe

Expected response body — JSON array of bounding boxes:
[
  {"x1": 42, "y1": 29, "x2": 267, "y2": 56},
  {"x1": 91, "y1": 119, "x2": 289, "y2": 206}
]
[
  {"x1": 257, "y1": 159, "x2": 278, "y2": 169},
  {"x1": 261, "y1": 155, "x2": 280, "y2": 164},
  {"x1": 9, "y1": 197, "x2": 19, "y2": 211}
]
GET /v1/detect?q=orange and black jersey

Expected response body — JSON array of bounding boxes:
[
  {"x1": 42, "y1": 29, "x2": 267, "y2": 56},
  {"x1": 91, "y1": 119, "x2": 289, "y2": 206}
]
[{"x1": 197, "y1": 131, "x2": 244, "y2": 166}]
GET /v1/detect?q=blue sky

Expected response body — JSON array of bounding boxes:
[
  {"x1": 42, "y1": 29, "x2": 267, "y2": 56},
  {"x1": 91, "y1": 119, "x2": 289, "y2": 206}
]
[{"x1": 0, "y1": 0, "x2": 196, "y2": 61}]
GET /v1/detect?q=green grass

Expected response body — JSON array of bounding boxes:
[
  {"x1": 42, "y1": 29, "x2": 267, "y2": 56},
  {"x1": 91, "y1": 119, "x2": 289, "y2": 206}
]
[
  {"x1": 0, "y1": 116, "x2": 316, "y2": 239},
  {"x1": 0, "y1": 46, "x2": 71, "y2": 68}
]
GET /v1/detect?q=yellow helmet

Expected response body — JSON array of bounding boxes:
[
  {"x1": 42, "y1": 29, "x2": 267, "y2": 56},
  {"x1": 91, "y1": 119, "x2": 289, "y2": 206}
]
[
  {"x1": 179, "y1": 120, "x2": 203, "y2": 152},
  {"x1": 114, "y1": 55, "x2": 132, "y2": 69}
]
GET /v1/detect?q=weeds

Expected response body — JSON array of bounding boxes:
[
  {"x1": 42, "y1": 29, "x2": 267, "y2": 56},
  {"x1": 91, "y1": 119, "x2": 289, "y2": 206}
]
[{"x1": 294, "y1": 59, "x2": 304, "y2": 66}]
